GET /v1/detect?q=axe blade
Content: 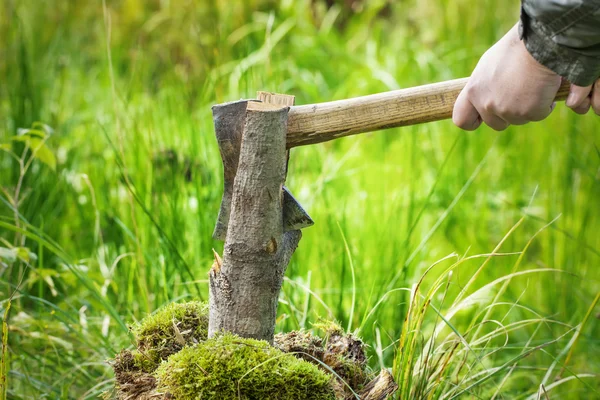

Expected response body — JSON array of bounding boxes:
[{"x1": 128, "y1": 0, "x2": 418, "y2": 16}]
[
  {"x1": 282, "y1": 186, "x2": 314, "y2": 232},
  {"x1": 212, "y1": 100, "x2": 313, "y2": 241},
  {"x1": 212, "y1": 99, "x2": 249, "y2": 241}
]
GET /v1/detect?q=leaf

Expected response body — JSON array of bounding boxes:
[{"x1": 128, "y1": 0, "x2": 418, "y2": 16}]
[
  {"x1": 31, "y1": 122, "x2": 54, "y2": 135},
  {"x1": 15, "y1": 136, "x2": 57, "y2": 171},
  {"x1": 32, "y1": 143, "x2": 57, "y2": 171},
  {"x1": 0, "y1": 144, "x2": 11, "y2": 151},
  {"x1": 16, "y1": 128, "x2": 46, "y2": 138},
  {"x1": 11, "y1": 135, "x2": 29, "y2": 143}
]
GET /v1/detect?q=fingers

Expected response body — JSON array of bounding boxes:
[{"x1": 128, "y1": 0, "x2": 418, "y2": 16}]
[
  {"x1": 453, "y1": 85, "x2": 529, "y2": 132},
  {"x1": 478, "y1": 110, "x2": 510, "y2": 131},
  {"x1": 571, "y1": 98, "x2": 591, "y2": 115},
  {"x1": 566, "y1": 84, "x2": 592, "y2": 115},
  {"x1": 453, "y1": 99, "x2": 509, "y2": 132},
  {"x1": 453, "y1": 89, "x2": 482, "y2": 131},
  {"x1": 525, "y1": 102, "x2": 556, "y2": 122},
  {"x1": 592, "y1": 80, "x2": 600, "y2": 116}
]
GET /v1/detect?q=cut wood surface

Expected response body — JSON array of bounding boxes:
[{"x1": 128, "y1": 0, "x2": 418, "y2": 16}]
[
  {"x1": 258, "y1": 91, "x2": 295, "y2": 106},
  {"x1": 286, "y1": 78, "x2": 571, "y2": 148}
]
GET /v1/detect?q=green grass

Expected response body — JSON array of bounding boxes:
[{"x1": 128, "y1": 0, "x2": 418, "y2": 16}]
[{"x1": 1, "y1": 0, "x2": 599, "y2": 398}]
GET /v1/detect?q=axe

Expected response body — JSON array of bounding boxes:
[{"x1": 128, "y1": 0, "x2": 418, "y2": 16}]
[{"x1": 212, "y1": 77, "x2": 571, "y2": 240}]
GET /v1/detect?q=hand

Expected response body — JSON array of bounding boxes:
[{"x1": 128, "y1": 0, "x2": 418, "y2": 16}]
[
  {"x1": 453, "y1": 24, "x2": 563, "y2": 131},
  {"x1": 566, "y1": 80, "x2": 600, "y2": 115}
]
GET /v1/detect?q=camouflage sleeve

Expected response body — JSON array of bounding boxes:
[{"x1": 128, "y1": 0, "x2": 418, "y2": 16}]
[{"x1": 520, "y1": 0, "x2": 600, "y2": 86}]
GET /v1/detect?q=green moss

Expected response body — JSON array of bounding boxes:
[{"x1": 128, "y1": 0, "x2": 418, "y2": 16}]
[
  {"x1": 275, "y1": 326, "x2": 372, "y2": 397},
  {"x1": 312, "y1": 318, "x2": 345, "y2": 337},
  {"x1": 131, "y1": 301, "x2": 209, "y2": 363},
  {"x1": 113, "y1": 349, "x2": 156, "y2": 375},
  {"x1": 155, "y1": 333, "x2": 336, "y2": 400},
  {"x1": 131, "y1": 350, "x2": 158, "y2": 373}
]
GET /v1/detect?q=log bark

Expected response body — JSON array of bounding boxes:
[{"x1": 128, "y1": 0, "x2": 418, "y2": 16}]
[{"x1": 208, "y1": 101, "x2": 301, "y2": 343}]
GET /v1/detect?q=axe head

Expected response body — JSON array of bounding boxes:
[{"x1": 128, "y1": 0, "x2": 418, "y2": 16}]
[{"x1": 212, "y1": 100, "x2": 313, "y2": 241}]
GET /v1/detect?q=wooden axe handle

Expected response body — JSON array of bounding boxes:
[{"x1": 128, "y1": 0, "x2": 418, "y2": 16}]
[{"x1": 286, "y1": 78, "x2": 571, "y2": 148}]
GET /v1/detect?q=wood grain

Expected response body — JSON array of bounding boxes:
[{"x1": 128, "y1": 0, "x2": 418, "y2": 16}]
[{"x1": 286, "y1": 78, "x2": 572, "y2": 148}]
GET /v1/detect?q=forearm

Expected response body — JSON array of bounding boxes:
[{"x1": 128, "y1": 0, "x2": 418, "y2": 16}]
[{"x1": 520, "y1": 0, "x2": 600, "y2": 86}]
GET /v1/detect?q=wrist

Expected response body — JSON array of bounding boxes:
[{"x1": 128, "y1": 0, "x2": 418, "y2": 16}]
[{"x1": 519, "y1": 8, "x2": 600, "y2": 86}]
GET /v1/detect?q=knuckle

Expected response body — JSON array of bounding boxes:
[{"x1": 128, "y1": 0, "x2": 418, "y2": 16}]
[
  {"x1": 465, "y1": 85, "x2": 477, "y2": 97},
  {"x1": 507, "y1": 109, "x2": 527, "y2": 122},
  {"x1": 482, "y1": 101, "x2": 495, "y2": 114},
  {"x1": 499, "y1": 105, "x2": 538, "y2": 124},
  {"x1": 495, "y1": 104, "x2": 510, "y2": 118}
]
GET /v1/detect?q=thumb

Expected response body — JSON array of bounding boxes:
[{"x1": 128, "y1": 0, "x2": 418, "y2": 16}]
[
  {"x1": 566, "y1": 84, "x2": 593, "y2": 115},
  {"x1": 453, "y1": 89, "x2": 482, "y2": 130}
]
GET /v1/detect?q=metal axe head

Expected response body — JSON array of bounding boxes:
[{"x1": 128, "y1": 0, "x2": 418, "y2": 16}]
[{"x1": 212, "y1": 99, "x2": 313, "y2": 241}]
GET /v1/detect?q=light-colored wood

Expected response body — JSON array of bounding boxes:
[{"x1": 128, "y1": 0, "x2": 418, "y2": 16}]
[
  {"x1": 246, "y1": 101, "x2": 288, "y2": 112},
  {"x1": 286, "y1": 78, "x2": 572, "y2": 148},
  {"x1": 257, "y1": 91, "x2": 295, "y2": 106}
]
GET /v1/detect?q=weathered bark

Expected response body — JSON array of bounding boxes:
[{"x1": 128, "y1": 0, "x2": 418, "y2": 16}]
[{"x1": 209, "y1": 101, "x2": 301, "y2": 343}]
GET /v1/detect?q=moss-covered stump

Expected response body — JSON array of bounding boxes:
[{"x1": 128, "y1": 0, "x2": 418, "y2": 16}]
[
  {"x1": 132, "y1": 301, "x2": 209, "y2": 366},
  {"x1": 274, "y1": 322, "x2": 372, "y2": 399},
  {"x1": 112, "y1": 301, "x2": 209, "y2": 399},
  {"x1": 156, "y1": 333, "x2": 336, "y2": 399},
  {"x1": 110, "y1": 301, "x2": 397, "y2": 400}
]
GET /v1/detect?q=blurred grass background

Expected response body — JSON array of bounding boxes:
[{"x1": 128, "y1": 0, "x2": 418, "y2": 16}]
[{"x1": 0, "y1": 0, "x2": 598, "y2": 398}]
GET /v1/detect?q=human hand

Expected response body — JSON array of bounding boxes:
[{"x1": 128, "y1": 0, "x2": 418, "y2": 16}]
[
  {"x1": 565, "y1": 80, "x2": 600, "y2": 115},
  {"x1": 453, "y1": 24, "x2": 563, "y2": 131}
]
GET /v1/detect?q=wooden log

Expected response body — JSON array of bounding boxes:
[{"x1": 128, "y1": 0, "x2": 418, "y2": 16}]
[
  {"x1": 208, "y1": 101, "x2": 301, "y2": 343},
  {"x1": 285, "y1": 78, "x2": 571, "y2": 148}
]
